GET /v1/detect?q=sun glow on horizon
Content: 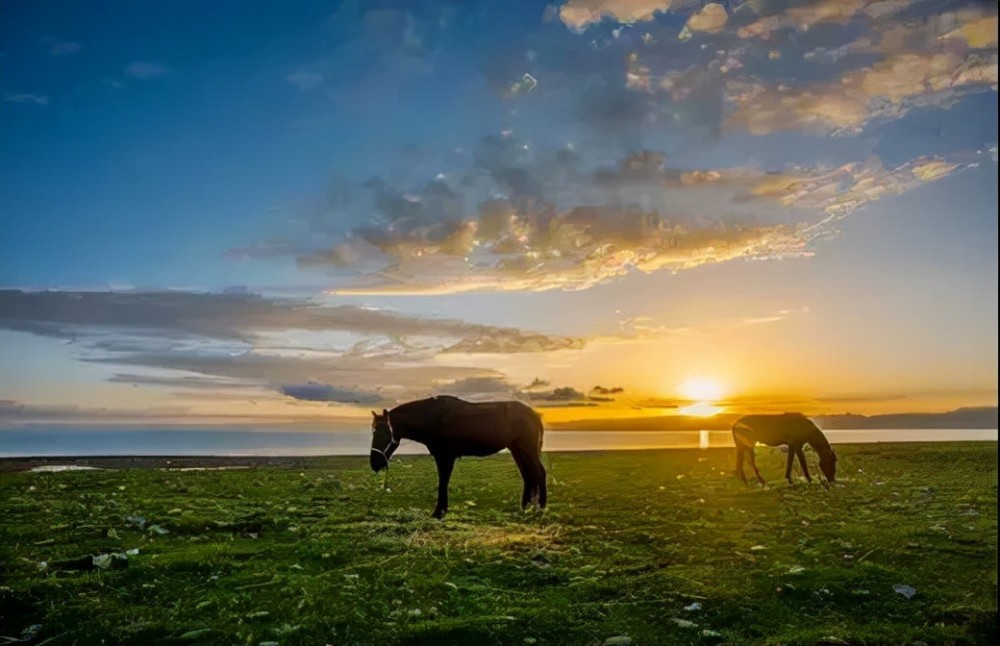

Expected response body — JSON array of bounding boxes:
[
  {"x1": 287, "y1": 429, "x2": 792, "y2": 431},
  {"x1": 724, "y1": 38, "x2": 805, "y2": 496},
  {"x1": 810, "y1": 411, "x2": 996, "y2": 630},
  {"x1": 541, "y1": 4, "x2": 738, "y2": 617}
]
[
  {"x1": 678, "y1": 401, "x2": 724, "y2": 417},
  {"x1": 677, "y1": 376, "x2": 726, "y2": 417}
]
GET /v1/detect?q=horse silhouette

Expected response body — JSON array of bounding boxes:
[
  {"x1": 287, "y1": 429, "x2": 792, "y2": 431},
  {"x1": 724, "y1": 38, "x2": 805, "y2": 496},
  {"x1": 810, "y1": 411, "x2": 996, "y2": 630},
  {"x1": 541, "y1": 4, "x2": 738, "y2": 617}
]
[
  {"x1": 731, "y1": 413, "x2": 837, "y2": 485},
  {"x1": 369, "y1": 396, "x2": 546, "y2": 518}
]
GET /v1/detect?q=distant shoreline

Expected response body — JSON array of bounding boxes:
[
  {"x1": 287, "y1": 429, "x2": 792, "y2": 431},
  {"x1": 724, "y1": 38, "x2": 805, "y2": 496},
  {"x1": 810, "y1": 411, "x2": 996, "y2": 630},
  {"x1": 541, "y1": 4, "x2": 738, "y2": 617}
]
[
  {"x1": 3, "y1": 440, "x2": 998, "y2": 473},
  {"x1": 0, "y1": 454, "x2": 322, "y2": 473}
]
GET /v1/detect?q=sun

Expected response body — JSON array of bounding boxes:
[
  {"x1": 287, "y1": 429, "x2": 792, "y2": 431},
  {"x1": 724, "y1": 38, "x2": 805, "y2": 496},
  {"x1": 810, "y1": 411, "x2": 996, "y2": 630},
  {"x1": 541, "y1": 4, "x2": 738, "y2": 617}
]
[{"x1": 677, "y1": 376, "x2": 725, "y2": 402}]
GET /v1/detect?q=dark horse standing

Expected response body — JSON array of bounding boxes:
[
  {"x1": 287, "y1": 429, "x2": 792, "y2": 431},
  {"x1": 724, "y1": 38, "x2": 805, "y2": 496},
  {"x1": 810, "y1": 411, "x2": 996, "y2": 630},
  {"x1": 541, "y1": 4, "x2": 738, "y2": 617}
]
[
  {"x1": 369, "y1": 396, "x2": 546, "y2": 518},
  {"x1": 731, "y1": 413, "x2": 837, "y2": 485}
]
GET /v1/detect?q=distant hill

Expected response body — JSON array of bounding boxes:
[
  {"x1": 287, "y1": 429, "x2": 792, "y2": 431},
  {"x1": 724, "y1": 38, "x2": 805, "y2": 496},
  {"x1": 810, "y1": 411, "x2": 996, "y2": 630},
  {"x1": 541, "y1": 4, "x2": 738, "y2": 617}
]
[
  {"x1": 814, "y1": 407, "x2": 998, "y2": 430},
  {"x1": 548, "y1": 407, "x2": 998, "y2": 431}
]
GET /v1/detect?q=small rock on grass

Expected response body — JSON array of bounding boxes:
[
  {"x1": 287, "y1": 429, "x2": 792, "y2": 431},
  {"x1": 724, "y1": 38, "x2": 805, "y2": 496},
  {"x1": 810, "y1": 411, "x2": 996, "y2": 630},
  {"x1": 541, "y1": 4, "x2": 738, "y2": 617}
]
[
  {"x1": 893, "y1": 584, "x2": 916, "y2": 599},
  {"x1": 21, "y1": 625, "x2": 43, "y2": 640},
  {"x1": 178, "y1": 628, "x2": 213, "y2": 640},
  {"x1": 92, "y1": 553, "x2": 129, "y2": 570},
  {"x1": 603, "y1": 636, "x2": 633, "y2": 646}
]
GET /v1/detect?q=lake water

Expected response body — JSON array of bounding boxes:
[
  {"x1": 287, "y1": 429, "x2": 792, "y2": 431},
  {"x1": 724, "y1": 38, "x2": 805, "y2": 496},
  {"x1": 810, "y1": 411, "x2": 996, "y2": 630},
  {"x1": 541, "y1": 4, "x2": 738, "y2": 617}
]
[{"x1": 0, "y1": 427, "x2": 996, "y2": 457}]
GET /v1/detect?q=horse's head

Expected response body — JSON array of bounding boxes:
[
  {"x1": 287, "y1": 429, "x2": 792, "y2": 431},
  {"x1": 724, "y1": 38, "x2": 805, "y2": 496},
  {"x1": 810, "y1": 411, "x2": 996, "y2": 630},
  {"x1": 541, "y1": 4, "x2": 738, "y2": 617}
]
[
  {"x1": 819, "y1": 448, "x2": 837, "y2": 483},
  {"x1": 369, "y1": 408, "x2": 399, "y2": 473}
]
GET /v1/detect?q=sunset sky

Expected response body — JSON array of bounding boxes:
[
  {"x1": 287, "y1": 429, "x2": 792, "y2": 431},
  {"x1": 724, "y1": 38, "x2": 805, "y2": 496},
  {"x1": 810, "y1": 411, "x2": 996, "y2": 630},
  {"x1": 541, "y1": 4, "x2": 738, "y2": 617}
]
[{"x1": 1, "y1": 0, "x2": 997, "y2": 429}]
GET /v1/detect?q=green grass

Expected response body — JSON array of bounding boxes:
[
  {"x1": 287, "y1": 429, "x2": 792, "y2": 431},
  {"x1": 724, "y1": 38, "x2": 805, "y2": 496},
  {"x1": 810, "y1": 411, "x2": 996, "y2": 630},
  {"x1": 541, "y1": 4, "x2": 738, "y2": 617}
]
[{"x1": 1, "y1": 443, "x2": 996, "y2": 646}]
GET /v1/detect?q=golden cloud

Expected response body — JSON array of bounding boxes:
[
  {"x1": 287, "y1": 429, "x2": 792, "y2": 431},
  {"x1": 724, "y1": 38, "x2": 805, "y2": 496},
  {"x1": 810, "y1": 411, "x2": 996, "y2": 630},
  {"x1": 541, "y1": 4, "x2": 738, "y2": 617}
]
[
  {"x1": 726, "y1": 50, "x2": 998, "y2": 135},
  {"x1": 681, "y1": 2, "x2": 728, "y2": 38},
  {"x1": 737, "y1": 0, "x2": 910, "y2": 40},
  {"x1": 941, "y1": 15, "x2": 999, "y2": 49},
  {"x1": 329, "y1": 154, "x2": 970, "y2": 295},
  {"x1": 559, "y1": 0, "x2": 674, "y2": 31}
]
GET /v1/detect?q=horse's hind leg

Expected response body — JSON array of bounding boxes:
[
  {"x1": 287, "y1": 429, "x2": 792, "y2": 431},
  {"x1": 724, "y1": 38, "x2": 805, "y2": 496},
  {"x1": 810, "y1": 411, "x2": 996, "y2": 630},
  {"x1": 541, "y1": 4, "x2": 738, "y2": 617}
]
[
  {"x1": 747, "y1": 447, "x2": 765, "y2": 485},
  {"x1": 531, "y1": 451, "x2": 547, "y2": 509},
  {"x1": 510, "y1": 447, "x2": 535, "y2": 510},
  {"x1": 734, "y1": 443, "x2": 747, "y2": 484},
  {"x1": 794, "y1": 446, "x2": 812, "y2": 482},
  {"x1": 432, "y1": 453, "x2": 456, "y2": 519}
]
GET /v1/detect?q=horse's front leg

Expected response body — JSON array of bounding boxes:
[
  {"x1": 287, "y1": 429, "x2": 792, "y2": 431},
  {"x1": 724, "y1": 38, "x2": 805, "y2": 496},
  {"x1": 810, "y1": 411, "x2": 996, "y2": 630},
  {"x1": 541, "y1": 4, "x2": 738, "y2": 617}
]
[
  {"x1": 785, "y1": 447, "x2": 795, "y2": 484},
  {"x1": 432, "y1": 453, "x2": 456, "y2": 519},
  {"x1": 735, "y1": 444, "x2": 747, "y2": 484}
]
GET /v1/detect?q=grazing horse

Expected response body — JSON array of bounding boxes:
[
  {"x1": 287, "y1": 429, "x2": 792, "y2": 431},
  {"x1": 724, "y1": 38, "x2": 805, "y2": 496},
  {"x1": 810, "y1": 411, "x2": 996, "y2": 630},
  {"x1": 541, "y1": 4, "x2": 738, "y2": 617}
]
[
  {"x1": 369, "y1": 395, "x2": 546, "y2": 518},
  {"x1": 731, "y1": 413, "x2": 837, "y2": 485}
]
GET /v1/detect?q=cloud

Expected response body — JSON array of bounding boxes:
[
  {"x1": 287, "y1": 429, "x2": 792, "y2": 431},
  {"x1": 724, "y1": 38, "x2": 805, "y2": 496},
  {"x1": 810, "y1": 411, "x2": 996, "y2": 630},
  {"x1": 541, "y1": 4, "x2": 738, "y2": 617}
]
[
  {"x1": 44, "y1": 38, "x2": 81, "y2": 56},
  {"x1": 230, "y1": 0, "x2": 992, "y2": 297},
  {"x1": 558, "y1": 0, "x2": 675, "y2": 31},
  {"x1": 0, "y1": 400, "x2": 188, "y2": 425},
  {"x1": 608, "y1": 306, "x2": 806, "y2": 345},
  {"x1": 281, "y1": 382, "x2": 381, "y2": 403},
  {"x1": 735, "y1": 0, "x2": 901, "y2": 40},
  {"x1": 611, "y1": 1, "x2": 997, "y2": 138},
  {"x1": 108, "y1": 373, "x2": 258, "y2": 390},
  {"x1": 0, "y1": 289, "x2": 584, "y2": 406},
  {"x1": 521, "y1": 384, "x2": 623, "y2": 405},
  {"x1": 3, "y1": 93, "x2": 49, "y2": 106},
  {"x1": 940, "y1": 15, "x2": 998, "y2": 49},
  {"x1": 317, "y1": 149, "x2": 971, "y2": 295},
  {"x1": 528, "y1": 386, "x2": 588, "y2": 401},
  {"x1": 0, "y1": 290, "x2": 581, "y2": 352},
  {"x1": 88, "y1": 349, "x2": 514, "y2": 407},
  {"x1": 442, "y1": 331, "x2": 583, "y2": 353},
  {"x1": 0, "y1": 393, "x2": 358, "y2": 429},
  {"x1": 726, "y1": 51, "x2": 998, "y2": 135},
  {"x1": 287, "y1": 71, "x2": 324, "y2": 90},
  {"x1": 681, "y1": 2, "x2": 727, "y2": 37},
  {"x1": 124, "y1": 62, "x2": 172, "y2": 79},
  {"x1": 589, "y1": 385, "x2": 624, "y2": 401},
  {"x1": 435, "y1": 376, "x2": 517, "y2": 400},
  {"x1": 752, "y1": 5, "x2": 996, "y2": 134},
  {"x1": 305, "y1": 152, "x2": 786, "y2": 294}
]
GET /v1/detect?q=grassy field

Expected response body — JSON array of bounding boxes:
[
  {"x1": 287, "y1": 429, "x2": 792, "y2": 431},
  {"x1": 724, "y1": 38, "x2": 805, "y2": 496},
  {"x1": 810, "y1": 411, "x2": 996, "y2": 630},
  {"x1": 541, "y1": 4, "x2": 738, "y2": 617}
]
[{"x1": 1, "y1": 442, "x2": 996, "y2": 646}]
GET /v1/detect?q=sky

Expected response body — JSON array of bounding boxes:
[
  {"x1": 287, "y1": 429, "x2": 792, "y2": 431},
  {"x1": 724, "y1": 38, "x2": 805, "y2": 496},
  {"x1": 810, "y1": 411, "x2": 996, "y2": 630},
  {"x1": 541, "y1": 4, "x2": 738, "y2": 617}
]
[{"x1": 0, "y1": 0, "x2": 997, "y2": 429}]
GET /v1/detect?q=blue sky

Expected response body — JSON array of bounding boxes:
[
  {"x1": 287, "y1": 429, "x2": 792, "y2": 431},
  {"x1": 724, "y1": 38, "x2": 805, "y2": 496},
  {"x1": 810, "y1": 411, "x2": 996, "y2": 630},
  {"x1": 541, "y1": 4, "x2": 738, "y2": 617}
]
[{"x1": 0, "y1": 0, "x2": 997, "y2": 426}]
